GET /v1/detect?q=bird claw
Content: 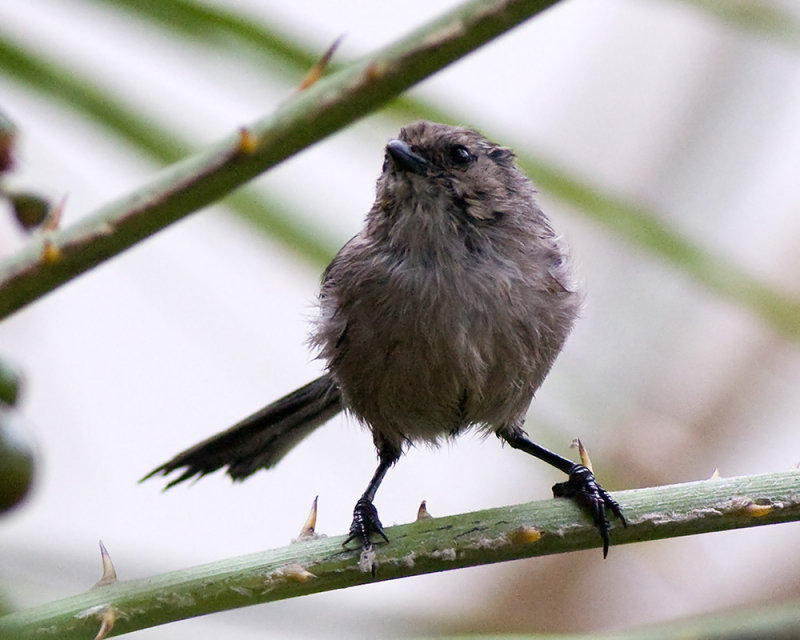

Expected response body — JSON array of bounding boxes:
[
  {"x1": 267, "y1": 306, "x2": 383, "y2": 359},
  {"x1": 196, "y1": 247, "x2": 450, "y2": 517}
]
[
  {"x1": 343, "y1": 497, "x2": 388, "y2": 548},
  {"x1": 552, "y1": 464, "x2": 626, "y2": 558},
  {"x1": 343, "y1": 497, "x2": 388, "y2": 576}
]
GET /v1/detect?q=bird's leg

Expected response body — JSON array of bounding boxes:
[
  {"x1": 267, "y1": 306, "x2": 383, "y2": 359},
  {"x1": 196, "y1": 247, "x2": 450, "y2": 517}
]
[
  {"x1": 343, "y1": 445, "x2": 399, "y2": 551},
  {"x1": 499, "y1": 428, "x2": 626, "y2": 557}
]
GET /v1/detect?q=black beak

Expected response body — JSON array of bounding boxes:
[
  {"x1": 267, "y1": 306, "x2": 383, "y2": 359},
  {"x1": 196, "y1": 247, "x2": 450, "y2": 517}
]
[{"x1": 385, "y1": 139, "x2": 428, "y2": 175}]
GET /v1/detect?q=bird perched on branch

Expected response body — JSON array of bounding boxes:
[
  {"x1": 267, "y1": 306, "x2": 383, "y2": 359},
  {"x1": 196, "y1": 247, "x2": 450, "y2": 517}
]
[{"x1": 144, "y1": 121, "x2": 625, "y2": 561}]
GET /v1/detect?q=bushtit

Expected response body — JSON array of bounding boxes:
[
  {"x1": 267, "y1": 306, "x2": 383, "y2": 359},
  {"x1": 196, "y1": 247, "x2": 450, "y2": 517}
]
[{"x1": 145, "y1": 121, "x2": 625, "y2": 558}]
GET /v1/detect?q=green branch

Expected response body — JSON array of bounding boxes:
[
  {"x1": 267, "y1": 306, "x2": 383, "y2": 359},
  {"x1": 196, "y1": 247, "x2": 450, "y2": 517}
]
[
  {"x1": 0, "y1": 0, "x2": 561, "y2": 320},
  {"x1": 1, "y1": 470, "x2": 798, "y2": 639},
  {"x1": 99, "y1": 0, "x2": 800, "y2": 343},
  {"x1": 439, "y1": 599, "x2": 800, "y2": 639},
  {"x1": 680, "y1": 0, "x2": 800, "y2": 48},
  {"x1": 110, "y1": 0, "x2": 800, "y2": 343},
  {"x1": 517, "y1": 156, "x2": 800, "y2": 340},
  {"x1": 3, "y1": 1, "x2": 799, "y2": 341},
  {"x1": 0, "y1": 33, "x2": 339, "y2": 268}
]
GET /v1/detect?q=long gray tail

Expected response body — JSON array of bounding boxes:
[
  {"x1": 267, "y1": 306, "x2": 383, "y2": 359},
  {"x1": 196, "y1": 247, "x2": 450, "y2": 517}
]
[{"x1": 143, "y1": 374, "x2": 342, "y2": 488}]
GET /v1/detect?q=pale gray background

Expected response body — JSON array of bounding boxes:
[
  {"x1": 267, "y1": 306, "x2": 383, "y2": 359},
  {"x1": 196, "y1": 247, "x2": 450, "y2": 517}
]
[{"x1": 1, "y1": 1, "x2": 799, "y2": 638}]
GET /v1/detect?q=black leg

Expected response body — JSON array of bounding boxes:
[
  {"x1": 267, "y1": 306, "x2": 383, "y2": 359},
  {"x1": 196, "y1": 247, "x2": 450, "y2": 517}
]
[
  {"x1": 343, "y1": 447, "x2": 398, "y2": 550},
  {"x1": 499, "y1": 428, "x2": 626, "y2": 557}
]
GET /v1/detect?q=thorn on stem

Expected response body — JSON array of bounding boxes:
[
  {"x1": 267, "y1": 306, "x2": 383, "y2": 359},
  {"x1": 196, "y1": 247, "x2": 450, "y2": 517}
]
[
  {"x1": 39, "y1": 195, "x2": 68, "y2": 263},
  {"x1": 93, "y1": 606, "x2": 116, "y2": 640},
  {"x1": 416, "y1": 499, "x2": 432, "y2": 521},
  {"x1": 95, "y1": 540, "x2": 117, "y2": 587},
  {"x1": 270, "y1": 563, "x2": 317, "y2": 583},
  {"x1": 297, "y1": 35, "x2": 344, "y2": 92},
  {"x1": 364, "y1": 61, "x2": 385, "y2": 83},
  {"x1": 508, "y1": 525, "x2": 543, "y2": 545},
  {"x1": 236, "y1": 127, "x2": 258, "y2": 155},
  {"x1": 742, "y1": 501, "x2": 773, "y2": 518},
  {"x1": 570, "y1": 438, "x2": 593, "y2": 473},
  {"x1": 294, "y1": 495, "x2": 322, "y2": 542},
  {"x1": 42, "y1": 194, "x2": 66, "y2": 232},
  {"x1": 41, "y1": 240, "x2": 61, "y2": 264},
  {"x1": 77, "y1": 603, "x2": 118, "y2": 640}
]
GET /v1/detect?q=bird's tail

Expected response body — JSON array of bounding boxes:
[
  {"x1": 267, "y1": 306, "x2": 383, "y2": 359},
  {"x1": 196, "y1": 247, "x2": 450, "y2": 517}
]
[{"x1": 142, "y1": 374, "x2": 342, "y2": 488}]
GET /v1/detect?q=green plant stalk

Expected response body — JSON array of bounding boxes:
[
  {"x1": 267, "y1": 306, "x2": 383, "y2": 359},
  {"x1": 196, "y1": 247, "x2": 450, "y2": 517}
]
[
  {"x1": 1, "y1": 470, "x2": 798, "y2": 639},
  {"x1": 680, "y1": 0, "x2": 800, "y2": 48},
  {"x1": 3, "y1": 2, "x2": 800, "y2": 341},
  {"x1": 0, "y1": 32, "x2": 338, "y2": 268},
  {"x1": 519, "y1": 157, "x2": 800, "y2": 340},
  {"x1": 92, "y1": 0, "x2": 457, "y2": 125},
  {"x1": 617, "y1": 598, "x2": 800, "y2": 640},
  {"x1": 92, "y1": 0, "x2": 327, "y2": 72},
  {"x1": 0, "y1": 0, "x2": 561, "y2": 320},
  {"x1": 439, "y1": 600, "x2": 800, "y2": 639},
  {"x1": 99, "y1": 0, "x2": 800, "y2": 341}
]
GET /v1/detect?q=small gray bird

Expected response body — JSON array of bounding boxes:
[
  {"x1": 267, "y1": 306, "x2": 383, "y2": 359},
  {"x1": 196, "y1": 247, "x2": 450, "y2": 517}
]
[{"x1": 145, "y1": 121, "x2": 625, "y2": 557}]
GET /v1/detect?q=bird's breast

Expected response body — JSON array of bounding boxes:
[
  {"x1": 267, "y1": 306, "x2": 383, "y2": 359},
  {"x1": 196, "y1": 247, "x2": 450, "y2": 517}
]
[{"x1": 322, "y1": 255, "x2": 553, "y2": 445}]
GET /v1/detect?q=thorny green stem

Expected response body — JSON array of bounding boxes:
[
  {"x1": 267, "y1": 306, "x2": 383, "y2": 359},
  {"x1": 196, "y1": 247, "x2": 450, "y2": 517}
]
[
  {"x1": 1, "y1": 470, "x2": 799, "y2": 639},
  {"x1": 0, "y1": 0, "x2": 561, "y2": 320}
]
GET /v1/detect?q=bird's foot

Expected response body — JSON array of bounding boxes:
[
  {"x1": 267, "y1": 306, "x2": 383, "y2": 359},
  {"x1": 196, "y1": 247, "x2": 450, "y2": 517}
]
[
  {"x1": 552, "y1": 464, "x2": 626, "y2": 558},
  {"x1": 343, "y1": 497, "x2": 389, "y2": 575},
  {"x1": 344, "y1": 497, "x2": 389, "y2": 548}
]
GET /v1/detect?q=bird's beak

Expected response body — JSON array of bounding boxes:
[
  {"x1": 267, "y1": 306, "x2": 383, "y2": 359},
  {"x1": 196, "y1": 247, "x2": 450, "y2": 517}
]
[{"x1": 385, "y1": 139, "x2": 428, "y2": 175}]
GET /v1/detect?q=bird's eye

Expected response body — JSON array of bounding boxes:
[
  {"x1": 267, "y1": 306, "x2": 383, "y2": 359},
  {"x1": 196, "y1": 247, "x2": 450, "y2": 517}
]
[{"x1": 449, "y1": 144, "x2": 472, "y2": 166}]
